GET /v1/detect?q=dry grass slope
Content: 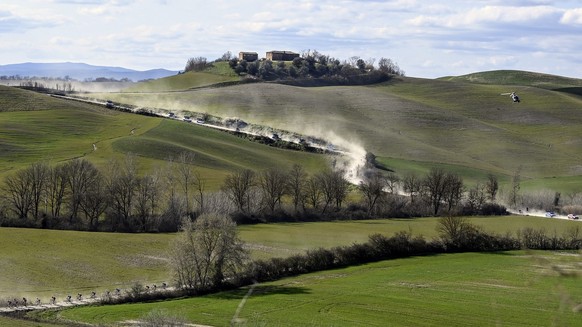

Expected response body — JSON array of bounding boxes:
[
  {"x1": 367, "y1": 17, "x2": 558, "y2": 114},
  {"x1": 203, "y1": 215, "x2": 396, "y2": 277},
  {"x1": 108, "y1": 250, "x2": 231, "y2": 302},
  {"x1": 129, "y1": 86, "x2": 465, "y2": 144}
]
[{"x1": 92, "y1": 72, "x2": 582, "y2": 191}]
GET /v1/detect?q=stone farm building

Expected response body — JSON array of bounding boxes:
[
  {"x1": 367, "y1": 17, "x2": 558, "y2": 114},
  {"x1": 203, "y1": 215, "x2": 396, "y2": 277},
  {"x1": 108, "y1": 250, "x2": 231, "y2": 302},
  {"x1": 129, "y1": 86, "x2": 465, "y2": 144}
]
[
  {"x1": 266, "y1": 51, "x2": 300, "y2": 61},
  {"x1": 238, "y1": 52, "x2": 259, "y2": 62}
]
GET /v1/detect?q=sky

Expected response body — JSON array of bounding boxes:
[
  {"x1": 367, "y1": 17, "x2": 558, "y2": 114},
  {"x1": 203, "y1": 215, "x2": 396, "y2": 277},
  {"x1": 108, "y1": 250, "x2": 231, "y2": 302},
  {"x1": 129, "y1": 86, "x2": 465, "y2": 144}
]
[{"x1": 2, "y1": 0, "x2": 582, "y2": 78}]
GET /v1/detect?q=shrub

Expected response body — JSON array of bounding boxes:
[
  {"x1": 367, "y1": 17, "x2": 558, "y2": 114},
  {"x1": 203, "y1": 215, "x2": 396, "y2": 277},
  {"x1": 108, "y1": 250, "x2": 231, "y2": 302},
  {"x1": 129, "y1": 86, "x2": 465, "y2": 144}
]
[
  {"x1": 480, "y1": 203, "x2": 508, "y2": 215},
  {"x1": 305, "y1": 248, "x2": 335, "y2": 271},
  {"x1": 139, "y1": 308, "x2": 187, "y2": 327}
]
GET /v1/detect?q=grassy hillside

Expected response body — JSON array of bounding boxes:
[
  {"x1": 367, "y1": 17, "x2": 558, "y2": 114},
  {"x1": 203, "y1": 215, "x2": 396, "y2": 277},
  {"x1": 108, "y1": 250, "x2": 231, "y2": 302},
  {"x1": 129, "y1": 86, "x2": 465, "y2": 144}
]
[
  {"x1": 89, "y1": 72, "x2": 582, "y2": 192},
  {"x1": 4, "y1": 67, "x2": 582, "y2": 194},
  {"x1": 51, "y1": 251, "x2": 582, "y2": 326},
  {"x1": 0, "y1": 86, "x2": 160, "y2": 178},
  {"x1": 0, "y1": 85, "x2": 328, "y2": 184},
  {"x1": 123, "y1": 62, "x2": 239, "y2": 92},
  {"x1": 439, "y1": 69, "x2": 582, "y2": 91}
]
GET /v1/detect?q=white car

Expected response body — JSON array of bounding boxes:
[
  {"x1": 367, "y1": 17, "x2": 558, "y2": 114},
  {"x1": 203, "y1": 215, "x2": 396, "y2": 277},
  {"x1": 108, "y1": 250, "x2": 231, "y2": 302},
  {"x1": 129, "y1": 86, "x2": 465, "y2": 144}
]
[
  {"x1": 567, "y1": 214, "x2": 579, "y2": 220},
  {"x1": 545, "y1": 212, "x2": 556, "y2": 218}
]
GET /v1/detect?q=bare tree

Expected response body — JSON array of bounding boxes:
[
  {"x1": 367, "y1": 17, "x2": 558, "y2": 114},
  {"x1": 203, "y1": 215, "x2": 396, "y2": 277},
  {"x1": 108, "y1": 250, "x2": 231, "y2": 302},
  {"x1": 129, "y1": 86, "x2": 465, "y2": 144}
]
[
  {"x1": 402, "y1": 173, "x2": 421, "y2": 203},
  {"x1": 218, "y1": 51, "x2": 234, "y2": 62},
  {"x1": 443, "y1": 172, "x2": 464, "y2": 212},
  {"x1": 134, "y1": 174, "x2": 161, "y2": 232},
  {"x1": 466, "y1": 183, "x2": 487, "y2": 213},
  {"x1": 510, "y1": 166, "x2": 522, "y2": 208},
  {"x1": 79, "y1": 175, "x2": 108, "y2": 230},
  {"x1": 318, "y1": 170, "x2": 348, "y2": 213},
  {"x1": 486, "y1": 174, "x2": 499, "y2": 202},
  {"x1": 107, "y1": 155, "x2": 138, "y2": 230},
  {"x1": 169, "y1": 214, "x2": 248, "y2": 291},
  {"x1": 422, "y1": 168, "x2": 448, "y2": 216},
  {"x1": 437, "y1": 216, "x2": 474, "y2": 246},
  {"x1": 193, "y1": 170, "x2": 206, "y2": 214},
  {"x1": 378, "y1": 57, "x2": 405, "y2": 76},
  {"x1": 162, "y1": 157, "x2": 185, "y2": 227},
  {"x1": 305, "y1": 175, "x2": 322, "y2": 210},
  {"x1": 223, "y1": 169, "x2": 256, "y2": 214},
  {"x1": 28, "y1": 162, "x2": 49, "y2": 221},
  {"x1": 45, "y1": 163, "x2": 68, "y2": 220},
  {"x1": 359, "y1": 172, "x2": 386, "y2": 215},
  {"x1": 287, "y1": 164, "x2": 307, "y2": 213},
  {"x1": 176, "y1": 152, "x2": 197, "y2": 216},
  {"x1": 63, "y1": 159, "x2": 100, "y2": 224},
  {"x1": 259, "y1": 168, "x2": 287, "y2": 213},
  {"x1": 184, "y1": 57, "x2": 209, "y2": 72},
  {"x1": 3, "y1": 169, "x2": 33, "y2": 219},
  {"x1": 385, "y1": 172, "x2": 400, "y2": 194}
]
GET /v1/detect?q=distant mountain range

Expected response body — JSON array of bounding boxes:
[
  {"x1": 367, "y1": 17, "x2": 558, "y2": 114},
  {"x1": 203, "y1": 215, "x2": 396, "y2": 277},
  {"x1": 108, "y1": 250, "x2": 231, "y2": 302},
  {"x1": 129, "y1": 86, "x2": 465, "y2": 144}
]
[{"x1": 0, "y1": 62, "x2": 179, "y2": 81}]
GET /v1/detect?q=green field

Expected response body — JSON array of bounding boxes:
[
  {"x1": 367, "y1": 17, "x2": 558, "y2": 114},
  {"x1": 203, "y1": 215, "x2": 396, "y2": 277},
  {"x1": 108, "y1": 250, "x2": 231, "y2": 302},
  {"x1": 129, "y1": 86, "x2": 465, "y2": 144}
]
[
  {"x1": 1, "y1": 216, "x2": 580, "y2": 301},
  {"x1": 43, "y1": 250, "x2": 582, "y2": 327},
  {"x1": 0, "y1": 228, "x2": 174, "y2": 301}
]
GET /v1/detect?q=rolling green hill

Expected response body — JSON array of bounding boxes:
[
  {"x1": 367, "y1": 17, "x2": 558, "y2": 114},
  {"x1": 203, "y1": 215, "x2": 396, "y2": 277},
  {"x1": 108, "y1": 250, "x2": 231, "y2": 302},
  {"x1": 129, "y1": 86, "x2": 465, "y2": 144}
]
[
  {"x1": 439, "y1": 69, "x2": 582, "y2": 91},
  {"x1": 0, "y1": 85, "x2": 328, "y2": 184},
  {"x1": 4, "y1": 66, "x2": 582, "y2": 193},
  {"x1": 87, "y1": 70, "x2": 582, "y2": 192},
  {"x1": 122, "y1": 62, "x2": 239, "y2": 92}
]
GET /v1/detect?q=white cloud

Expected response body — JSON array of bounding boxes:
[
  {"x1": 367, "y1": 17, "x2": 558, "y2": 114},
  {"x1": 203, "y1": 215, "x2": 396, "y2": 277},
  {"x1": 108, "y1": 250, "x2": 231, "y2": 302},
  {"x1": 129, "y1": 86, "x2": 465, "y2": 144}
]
[
  {"x1": 560, "y1": 8, "x2": 582, "y2": 25},
  {"x1": 408, "y1": 5, "x2": 561, "y2": 28},
  {"x1": 1, "y1": 0, "x2": 582, "y2": 78},
  {"x1": 0, "y1": 9, "x2": 61, "y2": 33}
]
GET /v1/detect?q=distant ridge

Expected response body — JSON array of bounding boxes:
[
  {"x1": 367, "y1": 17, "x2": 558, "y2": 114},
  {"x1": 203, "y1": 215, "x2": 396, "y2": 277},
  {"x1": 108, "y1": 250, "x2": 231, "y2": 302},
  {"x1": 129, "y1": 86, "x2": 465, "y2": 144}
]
[
  {"x1": 0, "y1": 62, "x2": 179, "y2": 81},
  {"x1": 438, "y1": 70, "x2": 582, "y2": 89}
]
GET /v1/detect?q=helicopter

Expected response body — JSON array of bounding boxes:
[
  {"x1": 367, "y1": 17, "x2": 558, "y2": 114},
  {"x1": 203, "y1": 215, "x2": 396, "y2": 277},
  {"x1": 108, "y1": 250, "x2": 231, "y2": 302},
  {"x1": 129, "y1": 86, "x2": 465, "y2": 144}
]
[{"x1": 501, "y1": 92, "x2": 520, "y2": 103}]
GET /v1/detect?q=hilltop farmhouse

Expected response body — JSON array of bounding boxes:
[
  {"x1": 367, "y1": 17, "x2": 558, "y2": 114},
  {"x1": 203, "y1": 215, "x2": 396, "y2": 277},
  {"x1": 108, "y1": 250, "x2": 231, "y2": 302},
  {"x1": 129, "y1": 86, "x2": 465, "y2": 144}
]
[
  {"x1": 238, "y1": 52, "x2": 258, "y2": 62},
  {"x1": 266, "y1": 51, "x2": 300, "y2": 61},
  {"x1": 237, "y1": 51, "x2": 300, "y2": 62}
]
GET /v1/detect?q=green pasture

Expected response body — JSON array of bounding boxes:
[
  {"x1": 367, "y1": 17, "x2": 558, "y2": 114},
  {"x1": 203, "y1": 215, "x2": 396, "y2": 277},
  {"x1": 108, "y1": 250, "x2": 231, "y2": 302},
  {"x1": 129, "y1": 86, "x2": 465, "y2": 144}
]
[
  {"x1": 238, "y1": 216, "x2": 582, "y2": 257},
  {"x1": 49, "y1": 250, "x2": 582, "y2": 327},
  {"x1": 1, "y1": 216, "x2": 580, "y2": 301},
  {"x1": 0, "y1": 228, "x2": 174, "y2": 301},
  {"x1": 0, "y1": 86, "x2": 329, "y2": 187},
  {"x1": 123, "y1": 63, "x2": 238, "y2": 92},
  {"x1": 87, "y1": 71, "x2": 582, "y2": 194},
  {"x1": 440, "y1": 69, "x2": 582, "y2": 90},
  {"x1": 0, "y1": 316, "x2": 60, "y2": 327}
]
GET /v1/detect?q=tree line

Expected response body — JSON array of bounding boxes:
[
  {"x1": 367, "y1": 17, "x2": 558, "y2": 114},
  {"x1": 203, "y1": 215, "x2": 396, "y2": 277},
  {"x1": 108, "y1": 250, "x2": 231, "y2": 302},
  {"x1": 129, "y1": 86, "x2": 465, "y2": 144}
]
[{"x1": 0, "y1": 152, "x2": 508, "y2": 232}]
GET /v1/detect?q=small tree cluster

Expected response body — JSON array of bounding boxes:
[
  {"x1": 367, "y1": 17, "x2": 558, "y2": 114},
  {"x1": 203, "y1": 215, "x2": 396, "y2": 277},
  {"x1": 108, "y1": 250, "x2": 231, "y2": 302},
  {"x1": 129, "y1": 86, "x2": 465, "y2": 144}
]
[
  {"x1": 169, "y1": 213, "x2": 248, "y2": 292},
  {"x1": 221, "y1": 165, "x2": 350, "y2": 222},
  {"x1": 184, "y1": 57, "x2": 210, "y2": 72},
  {"x1": 228, "y1": 50, "x2": 404, "y2": 84}
]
